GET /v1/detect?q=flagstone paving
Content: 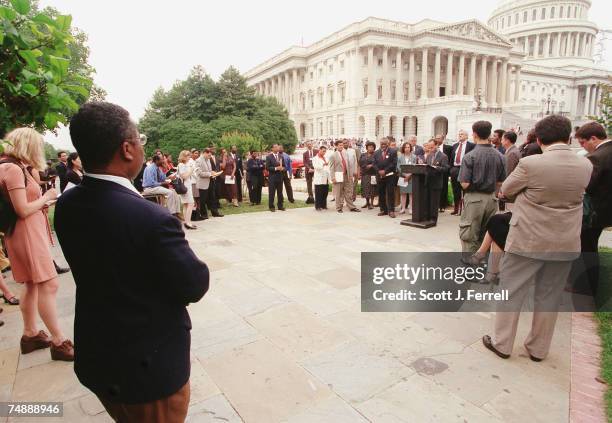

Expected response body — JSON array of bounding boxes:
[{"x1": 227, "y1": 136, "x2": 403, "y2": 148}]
[{"x1": 0, "y1": 202, "x2": 577, "y2": 422}]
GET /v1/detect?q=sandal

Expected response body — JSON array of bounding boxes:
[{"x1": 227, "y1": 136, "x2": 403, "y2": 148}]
[
  {"x1": 2, "y1": 295, "x2": 19, "y2": 305},
  {"x1": 183, "y1": 223, "x2": 197, "y2": 230}
]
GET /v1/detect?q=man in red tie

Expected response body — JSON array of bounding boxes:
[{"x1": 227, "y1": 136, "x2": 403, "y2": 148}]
[
  {"x1": 449, "y1": 130, "x2": 475, "y2": 215},
  {"x1": 328, "y1": 140, "x2": 360, "y2": 213}
]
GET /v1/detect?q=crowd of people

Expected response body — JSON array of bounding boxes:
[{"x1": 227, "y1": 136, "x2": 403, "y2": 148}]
[{"x1": 0, "y1": 99, "x2": 609, "y2": 420}]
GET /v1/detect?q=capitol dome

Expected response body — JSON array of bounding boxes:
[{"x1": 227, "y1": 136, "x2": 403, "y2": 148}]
[{"x1": 487, "y1": 0, "x2": 597, "y2": 67}]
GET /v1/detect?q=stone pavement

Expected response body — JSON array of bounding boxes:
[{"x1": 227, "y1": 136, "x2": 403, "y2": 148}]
[{"x1": 0, "y1": 203, "x2": 574, "y2": 422}]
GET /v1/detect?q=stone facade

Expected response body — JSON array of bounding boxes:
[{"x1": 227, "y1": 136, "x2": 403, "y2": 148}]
[{"x1": 245, "y1": 0, "x2": 610, "y2": 143}]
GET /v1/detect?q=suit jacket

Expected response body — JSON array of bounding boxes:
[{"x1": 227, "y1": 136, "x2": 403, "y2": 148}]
[
  {"x1": 586, "y1": 141, "x2": 612, "y2": 228},
  {"x1": 303, "y1": 149, "x2": 318, "y2": 172},
  {"x1": 425, "y1": 150, "x2": 450, "y2": 190},
  {"x1": 450, "y1": 141, "x2": 475, "y2": 166},
  {"x1": 195, "y1": 156, "x2": 214, "y2": 190},
  {"x1": 373, "y1": 148, "x2": 398, "y2": 176},
  {"x1": 56, "y1": 162, "x2": 68, "y2": 192},
  {"x1": 328, "y1": 150, "x2": 357, "y2": 182},
  {"x1": 55, "y1": 177, "x2": 209, "y2": 404},
  {"x1": 265, "y1": 153, "x2": 284, "y2": 177},
  {"x1": 441, "y1": 144, "x2": 453, "y2": 170},
  {"x1": 502, "y1": 144, "x2": 592, "y2": 260},
  {"x1": 413, "y1": 144, "x2": 425, "y2": 159},
  {"x1": 231, "y1": 153, "x2": 243, "y2": 178},
  {"x1": 504, "y1": 144, "x2": 521, "y2": 177}
]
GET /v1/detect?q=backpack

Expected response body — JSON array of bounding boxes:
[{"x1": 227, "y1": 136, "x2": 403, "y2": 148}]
[{"x1": 0, "y1": 158, "x2": 27, "y2": 235}]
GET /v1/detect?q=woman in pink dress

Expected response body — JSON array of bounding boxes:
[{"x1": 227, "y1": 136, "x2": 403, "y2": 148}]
[{"x1": 0, "y1": 128, "x2": 74, "y2": 361}]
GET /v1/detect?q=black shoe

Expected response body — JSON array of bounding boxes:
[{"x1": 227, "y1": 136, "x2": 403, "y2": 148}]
[
  {"x1": 1, "y1": 266, "x2": 10, "y2": 274},
  {"x1": 337, "y1": 209, "x2": 343, "y2": 213},
  {"x1": 279, "y1": 208, "x2": 286, "y2": 211},
  {"x1": 529, "y1": 354, "x2": 543, "y2": 362},
  {"x1": 184, "y1": 223, "x2": 197, "y2": 230},
  {"x1": 288, "y1": 199, "x2": 295, "y2": 204},
  {"x1": 54, "y1": 261, "x2": 70, "y2": 275},
  {"x1": 306, "y1": 197, "x2": 314, "y2": 204},
  {"x1": 212, "y1": 212, "x2": 224, "y2": 217},
  {"x1": 201, "y1": 215, "x2": 209, "y2": 220},
  {"x1": 350, "y1": 208, "x2": 361, "y2": 212},
  {"x1": 482, "y1": 335, "x2": 510, "y2": 359},
  {"x1": 270, "y1": 208, "x2": 276, "y2": 212}
]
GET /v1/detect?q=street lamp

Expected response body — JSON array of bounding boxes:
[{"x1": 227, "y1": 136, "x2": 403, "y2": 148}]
[
  {"x1": 545, "y1": 94, "x2": 552, "y2": 115},
  {"x1": 474, "y1": 88, "x2": 482, "y2": 111}
]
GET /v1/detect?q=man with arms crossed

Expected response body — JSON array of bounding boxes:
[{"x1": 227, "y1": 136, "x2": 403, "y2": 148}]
[
  {"x1": 483, "y1": 115, "x2": 592, "y2": 362},
  {"x1": 56, "y1": 102, "x2": 210, "y2": 421}
]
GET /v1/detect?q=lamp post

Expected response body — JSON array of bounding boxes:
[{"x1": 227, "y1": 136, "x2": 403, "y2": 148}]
[
  {"x1": 545, "y1": 94, "x2": 552, "y2": 115},
  {"x1": 474, "y1": 88, "x2": 482, "y2": 112}
]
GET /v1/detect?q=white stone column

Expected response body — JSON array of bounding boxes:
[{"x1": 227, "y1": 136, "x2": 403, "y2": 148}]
[
  {"x1": 446, "y1": 50, "x2": 454, "y2": 96},
  {"x1": 421, "y1": 47, "x2": 428, "y2": 99},
  {"x1": 573, "y1": 33, "x2": 580, "y2": 56},
  {"x1": 433, "y1": 48, "x2": 441, "y2": 98},
  {"x1": 595, "y1": 85, "x2": 602, "y2": 115},
  {"x1": 500, "y1": 60, "x2": 508, "y2": 106},
  {"x1": 468, "y1": 54, "x2": 476, "y2": 96},
  {"x1": 583, "y1": 84, "x2": 591, "y2": 116},
  {"x1": 534, "y1": 34, "x2": 540, "y2": 57},
  {"x1": 395, "y1": 49, "x2": 403, "y2": 103},
  {"x1": 589, "y1": 85, "x2": 597, "y2": 115},
  {"x1": 352, "y1": 48, "x2": 360, "y2": 102},
  {"x1": 523, "y1": 36, "x2": 529, "y2": 55},
  {"x1": 292, "y1": 69, "x2": 298, "y2": 112},
  {"x1": 480, "y1": 56, "x2": 488, "y2": 103},
  {"x1": 544, "y1": 33, "x2": 551, "y2": 57},
  {"x1": 490, "y1": 58, "x2": 498, "y2": 106},
  {"x1": 382, "y1": 46, "x2": 389, "y2": 101},
  {"x1": 368, "y1": 46, "x2": 375, "y2": 102},
  {"x1": 555, "y1": 32, "x2": 562, "y2": 57},
  {"x1": 457, "y1": 52, "x2": 465, "y2": 96},
  {"x1": 514, "y1": 66, "x2": 521, "y2": 103},
  {"x1": 408, "y1": 50, "x2": 416, "y2": 101}
]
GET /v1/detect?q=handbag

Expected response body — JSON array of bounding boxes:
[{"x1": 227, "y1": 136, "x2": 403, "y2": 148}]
[
  {"x1": 0, "y1": 158, "x2": 27, "y2": 235},
  {"x1": 172, "y1": 177, "x2": 188, "y2": 195}
]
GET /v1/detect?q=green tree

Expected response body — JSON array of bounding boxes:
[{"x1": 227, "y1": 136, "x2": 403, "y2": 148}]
[
  {"x1": 43, "y1": 141, "x2": 58, "y2": 160},
  {"x1": 145, "y1": 119, "x2": 210, "y2": 159},
  {"x1": 0, "y1": 0, "x2": 95, "y2": 136},
  {"x1": 252, "y1": 96, "x2": 297, "y2": 153},
  {"x1": 217, "y1": 132, "x2": 262, "y2": 156},
  {"x1": 213, "y1": 66, "x2": 255, "y2": 118},
  {"x1": 592, "y1": 83, "x2": 612, "y2": 133}
]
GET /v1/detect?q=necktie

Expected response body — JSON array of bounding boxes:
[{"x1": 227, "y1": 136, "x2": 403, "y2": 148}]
[
  {"x1": 340, "y1": 151, "x2": 347, "y2": 174},
  {"x1": 455, "y1": 143, "x2": 463, "y2": 166}
]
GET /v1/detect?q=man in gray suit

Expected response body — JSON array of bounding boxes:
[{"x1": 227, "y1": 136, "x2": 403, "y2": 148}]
[
  {"x1": 502, "y1": 131, "x2": 521, "y2": 177},
  {"x1": 483, "y1": 115, "x2": 592, "y2": 362},
  {"x1": 329, "y1": 140, "x2": 360, "y2": 213},
  {"x1": 195, "y1": 148, "x2": 223, "y2": 218}
]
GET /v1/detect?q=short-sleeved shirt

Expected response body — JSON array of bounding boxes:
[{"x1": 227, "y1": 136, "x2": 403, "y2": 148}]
[{"x1": 458, "y1": 144, "x2": 506, "y2": 193}]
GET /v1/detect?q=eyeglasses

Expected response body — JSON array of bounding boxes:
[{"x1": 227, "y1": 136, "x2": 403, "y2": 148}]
[{"x1": 139, "y1": 134, "x2": 148, "y2": 146}]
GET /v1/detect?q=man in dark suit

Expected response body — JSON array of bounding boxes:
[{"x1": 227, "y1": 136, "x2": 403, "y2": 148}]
[
  {"x1": 303, "y1": 141, "x2": 318, "y2": 204},
  {"x1": 425, "y1": 139, "x2": 450, "y2": 223},
  {"x1": 373, "y1": 137, "x2": 398, "y2": 218},
  {"x1": 575, "y1": 122, "x2": 612, "y2": 297},
  {"x1": 449, "y1": 130, "x2": 476, "y2": 215},
  {"x1": 265, "y1": 144, "x2": 286, "y2": 212},
  {"x1": 434, "y1": 134, "x2": 452, "y2": 212},
  {"x1": 230, "y1": 145, "x2": 243, "y2": 203},
  {"x1": 55, "y1": 102, "x2": 209, "y2": 422},
  {"x1": 55, "y1": 151, "x2": 68, "y2": 192}
]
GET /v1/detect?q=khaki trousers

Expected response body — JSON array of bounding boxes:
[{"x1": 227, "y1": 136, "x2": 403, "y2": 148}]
[
  {"x1": 493, "y1": 253, "x2": 572, "y2": 359},
  {"x1": 332, "y1": 176, "x2": 356, "y2": 211},
  {"x1": 99, "y1": 381, "x2": 190, "y2": 423},
  {"x1": 143, "y1": 186, "x2": 181, "y2": 215},
  {"x1": 459, "y1": 192, "x2": 498, "y2": 253}
]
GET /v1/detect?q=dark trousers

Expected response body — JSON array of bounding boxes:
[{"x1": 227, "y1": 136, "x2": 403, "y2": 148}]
[
  {"x1": 429, "y1": 189, "x2": 441, "y2": 223},
  {"x1": 282, "y1": 172, "x2": 294, "y2": 202},
  {"x1": 571, "y1": 226, "x2": 604, "y2": 297},
  {"x1": 378, "y1": 176, "x2": 396, "y2": 213},
  {"x1": 305, "y1": 172, "x2": 314, "y2": 199},
  {"x1": 314, "y1": 184, "x2": 328, "y2": 209},
  {"x1": 235, "y1": 173, "x2": 243, "y2": 203},
  {"x1": 439, "y1": 172, "x2": 449, "y2": 210},
  {"x1": 198, "y1": 187, "x2": 219, "y2": 217},
  {"x1": 268, "y1": 174, "x2": 284, "y2": 209},
  {"x1": 450, "y1": 166, "x2": 462, "y2": 209},
  {"x1": 250, "y1": 174, "x2": 263, "y2": 204},
  {"x1": 212, "y1": 178, "x2": 222, "y2": 208}
]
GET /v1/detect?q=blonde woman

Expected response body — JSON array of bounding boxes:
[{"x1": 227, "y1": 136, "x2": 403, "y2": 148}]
[
  {"x1": 177, "y1": 150, "x2": 197, "y2": 230},
  {"x1": 0, "y1": 128, "x2": 73, "y2": 361}
]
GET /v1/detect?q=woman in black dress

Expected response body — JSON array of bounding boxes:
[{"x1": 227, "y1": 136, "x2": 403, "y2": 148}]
[
  {"x1": 65, "y1": 152, "x2": 83, "y2": 189},
  {"x1": 359, "y1": 141, "x2": 377, "y2": 209}
]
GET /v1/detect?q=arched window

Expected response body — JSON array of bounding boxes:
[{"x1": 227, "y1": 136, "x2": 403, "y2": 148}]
[
  {"x1": 523, "y1": 10, "x2": 528, "y2": 22},
  {"x1": 560, "y1": 6, "x2": 563, "y2": 18},
  {"x1": 567, "y1": 6, "x2": 571, "y2": 18},
  {"x1": 532, "y1": 9, "x2": 537, "y2": 21},
  {"x1": 541, "y1": 8, "x2": 546, "y2": 19},
  {"x1": 574, "y1": 6, "x2": 578, "y2": 18},
  {"x1": 515, "y1": 13, "x2": 518, "y2": 24},
  {"x1": 551, "y1": 7, "x2": 555, "y2": 18},
  {"x1": 507, "y1": 15, "x2": 511, "y2": 27}
]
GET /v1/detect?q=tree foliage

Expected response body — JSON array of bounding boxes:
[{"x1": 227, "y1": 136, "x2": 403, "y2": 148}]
[
  {"x1": 592, "y1": 83, "x2": 612, "y2": 134},
  {"x1": 0, "y1": 0, "x2": 103, "y2": 136},
  {"x1": 217, "y1": 132, "x2": 262, "y2": 156},
  {"x1": 140, "y1": 65, "x2": 297, "y2": 158}
]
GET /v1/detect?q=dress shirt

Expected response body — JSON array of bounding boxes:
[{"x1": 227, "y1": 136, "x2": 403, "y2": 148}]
[
  {"x1": 596, "y1": 139, "x2": 612, "y2": 149},
  {"x1": 142, "y1": 163, "x2": 166, "y2": 188},
  {"x1": 84, "y1": 172, "x2": 142, "y2": 196}
]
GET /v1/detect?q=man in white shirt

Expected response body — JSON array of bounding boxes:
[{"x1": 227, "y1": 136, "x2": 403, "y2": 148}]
[{"x1": 449, "y1": 130, "x2": 475, "y2": 215}]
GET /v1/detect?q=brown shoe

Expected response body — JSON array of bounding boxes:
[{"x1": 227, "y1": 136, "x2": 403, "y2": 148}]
[
  {"x1": 50, "y1": 339, "x2": 74, "y2": 361},
  {"x1": 389, "y1": 212, "x2": 396, "y2": 218},
  {"x1": 21, "y1": 330, "x2": 51, "y2": 354},
  {"x1": 377, "y1": 211, "x2": 388, "y2": 216}
]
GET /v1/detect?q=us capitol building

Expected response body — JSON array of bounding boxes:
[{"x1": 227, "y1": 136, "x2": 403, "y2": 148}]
[{"x1": 245, "y1": 0, "x2": 610, "y2": 143}]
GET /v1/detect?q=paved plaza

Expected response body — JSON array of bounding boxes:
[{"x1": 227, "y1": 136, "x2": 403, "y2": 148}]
[{"x1": 0, "y1": 204, "x2": 582, "y2": 422}]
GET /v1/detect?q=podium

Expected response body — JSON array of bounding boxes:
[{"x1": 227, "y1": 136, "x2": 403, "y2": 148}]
[{"x1": 399, "y1": 164, "x2": 438, "y2": 229}]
